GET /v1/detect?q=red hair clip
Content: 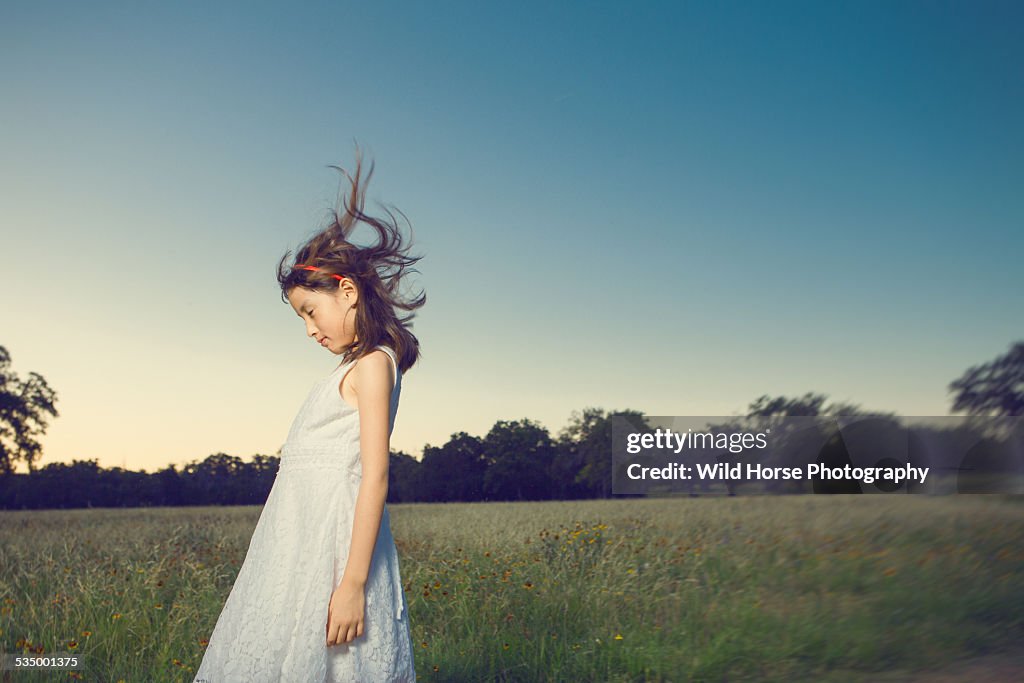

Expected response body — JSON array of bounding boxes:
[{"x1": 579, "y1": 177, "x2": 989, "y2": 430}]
[{"x1": 294, "y1": 264, "x2": 347, "y2": 281}]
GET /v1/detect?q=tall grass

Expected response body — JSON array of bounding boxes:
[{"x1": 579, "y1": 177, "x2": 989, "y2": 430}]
[{"x1": 2, "y1": 496, "x2": 1022, "y2": 681}]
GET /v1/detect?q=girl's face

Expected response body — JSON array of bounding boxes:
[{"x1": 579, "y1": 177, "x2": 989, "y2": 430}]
[{"x1": 287, "y1": 280, "x2": 359, "y2": 354}]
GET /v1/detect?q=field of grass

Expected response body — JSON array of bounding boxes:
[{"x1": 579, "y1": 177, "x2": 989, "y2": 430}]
[{"x1": 2, "y1": 495, "x2": 1023, "y2": 682}]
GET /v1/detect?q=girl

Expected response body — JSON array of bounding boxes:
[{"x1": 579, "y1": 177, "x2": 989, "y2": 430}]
[{"x1": 194, "y1": 147, "x2": 424, "y2": 682}]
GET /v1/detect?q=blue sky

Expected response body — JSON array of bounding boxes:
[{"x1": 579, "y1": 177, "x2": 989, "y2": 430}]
[{"x1": 1, "y1": 0, "x2": 1021, "y2": 473}]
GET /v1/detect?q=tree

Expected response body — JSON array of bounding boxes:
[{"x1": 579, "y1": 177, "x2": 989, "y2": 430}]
[
  {"x1": 555, "y1": 408, "x2": 602, "y2": 499},
  {"x1": 417, "y1": 433, "x2": 488, "y2": 502},
  {"x1": 482, "y1": 419, "x2": 558, "y2": 501},
  {"x1": 562, "y1": 407, "x2": 647, "y2": 498},
  {"x1": 388, "y1": 450, "x2": 421, "y2": 503},
  {"x1": 0, "y1": 345, "x2": 59, "y2": 475},
  {"x1": 183, "y1": 453, "x2": 248, "y2": 504},
  {"x1": 705, "y1": 393, "x2": 896, "y2": 494},
  {"x1": 948, "y1": 341, "x2": 1024, "y2": 417}
]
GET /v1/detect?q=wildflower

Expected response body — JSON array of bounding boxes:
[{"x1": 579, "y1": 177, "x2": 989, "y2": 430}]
[
  {"x1": 614, "y1": 633, "x2": 623, "y2": 640},
  {"x1": 81, "y1": 630, "x2": 92, "y2": 637},
  {"x1": 67, "y1": 640, "x2": 78, "y2": 650},
  {"x1": 523, "y1": 582, "x2": 534, "y2": 590}
]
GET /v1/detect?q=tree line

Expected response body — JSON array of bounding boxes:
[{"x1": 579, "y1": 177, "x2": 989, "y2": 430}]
[
  {"x1": 1, "y1": 341, "x2": 1021, "y2": 509},
  {"x1": 0, "y1": 410, "x2": 617, "y2": 508}
]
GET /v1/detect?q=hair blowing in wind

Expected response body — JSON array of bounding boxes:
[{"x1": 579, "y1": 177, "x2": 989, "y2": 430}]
[{"x1": 277, "y1": 145, "x2": 426, "y2": 373}]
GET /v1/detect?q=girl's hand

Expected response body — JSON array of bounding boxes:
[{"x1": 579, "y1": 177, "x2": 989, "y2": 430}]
[{"x1": 326, "y1": 580, "x2": 365, "y2": 646}]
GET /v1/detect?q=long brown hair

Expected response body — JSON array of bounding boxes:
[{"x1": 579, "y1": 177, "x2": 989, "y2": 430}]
[{"x1": 277, "y1": 144, "x2": 425, "y2": 373}]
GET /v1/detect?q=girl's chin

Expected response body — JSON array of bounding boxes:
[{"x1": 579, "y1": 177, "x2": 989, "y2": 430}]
[{"x1": 326, "y1": 339, "x2": 359, "y2": 352}]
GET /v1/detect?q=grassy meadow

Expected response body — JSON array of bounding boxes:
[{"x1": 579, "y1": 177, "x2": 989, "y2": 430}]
[{"x1": 1, "y1": 495, "x2": 1023, "y2": 682}]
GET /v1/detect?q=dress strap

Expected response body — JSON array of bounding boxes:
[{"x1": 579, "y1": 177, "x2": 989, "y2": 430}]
[
  {"x1": 376, "y1": 345, "x2": 398, "y2": 373},
  {"x1": 333, "y1": 345, "x2": 399, "y2": 388},
  {"x1": 375, "y1": 345, "x2": 399, "y2": 391}
]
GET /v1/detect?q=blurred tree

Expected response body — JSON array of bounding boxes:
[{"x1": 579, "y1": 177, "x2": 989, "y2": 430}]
[
  {"x1": 948, "y1": 340, "x2": 1024, "y2": 417},
  {"x1": 705, "y1": 393, "x2": 896, "y2": 494}
]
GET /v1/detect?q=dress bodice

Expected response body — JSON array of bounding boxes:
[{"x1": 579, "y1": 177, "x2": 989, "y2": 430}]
[{"x1": 278, "y1": 345, "x2": 401, "y2": 481}]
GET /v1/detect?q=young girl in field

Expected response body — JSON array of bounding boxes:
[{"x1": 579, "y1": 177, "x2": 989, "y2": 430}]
[{"x1": 194, "y1": 148, "x2": 423, "y2": 682}]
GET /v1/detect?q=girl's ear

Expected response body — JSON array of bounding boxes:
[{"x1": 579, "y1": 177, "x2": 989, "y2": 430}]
[{"x1": 338, "y1": 277, "x2": 358, "y2": 302}]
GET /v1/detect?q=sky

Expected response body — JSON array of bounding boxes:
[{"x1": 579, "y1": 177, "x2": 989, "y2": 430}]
[{"x1": 1, "y1": 0, "x2": 1021, "y2": 474}]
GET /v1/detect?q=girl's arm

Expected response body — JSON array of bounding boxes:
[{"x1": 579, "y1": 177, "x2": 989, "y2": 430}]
[{"x1": 340, "y1": 350, "x2": 395, "y2": 588}]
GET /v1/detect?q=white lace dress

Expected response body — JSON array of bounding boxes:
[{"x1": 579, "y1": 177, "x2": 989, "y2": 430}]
[{"x1": 194, "y1": 345, "x2": 416, "y2": 682}]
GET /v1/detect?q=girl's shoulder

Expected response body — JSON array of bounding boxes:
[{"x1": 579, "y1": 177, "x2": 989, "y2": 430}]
[
  {"x1": 340, "y1": 345, "x2": 399, "y2": 383},
  {"x1": 368, "y1": 345, "x2": 399, "y2": 378}
]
